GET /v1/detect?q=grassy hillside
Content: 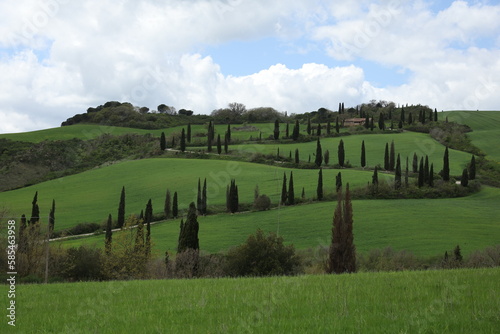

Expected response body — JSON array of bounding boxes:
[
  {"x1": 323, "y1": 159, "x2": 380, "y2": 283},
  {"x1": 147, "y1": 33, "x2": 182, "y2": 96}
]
[
  {"x1": 9, "y1": 268, "x2": 500, "y2": 333},
  {"x1": 444, "y1": 110, "x2": 500, "y2": 161},
  {"x1": 60, "y1": 186, "x2": 500, "y2": 257},
  {"x1": 0, "y1": 158, "x2": 374, "y2": 231}
]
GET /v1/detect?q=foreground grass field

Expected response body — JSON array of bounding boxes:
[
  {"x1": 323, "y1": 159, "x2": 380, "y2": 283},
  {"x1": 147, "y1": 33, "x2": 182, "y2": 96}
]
[
  {"x1": 8, "y1": 268, "x2": 499, "y2": 333},
  {"x1": 61, "y1": 186, "x2": 500, "y2": 257},
  {"x1": 0, "y1": 158, "x2": 375, "y2": 230}
]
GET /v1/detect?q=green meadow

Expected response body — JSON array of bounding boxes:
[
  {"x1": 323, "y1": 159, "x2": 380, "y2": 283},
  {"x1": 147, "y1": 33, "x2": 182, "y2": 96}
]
[
  {"x1": 60, "y1": 186, "x2": 500, "y2": 257},
  {"x1": 8, "y1": 268, "x2": 500, "y2": 333}
]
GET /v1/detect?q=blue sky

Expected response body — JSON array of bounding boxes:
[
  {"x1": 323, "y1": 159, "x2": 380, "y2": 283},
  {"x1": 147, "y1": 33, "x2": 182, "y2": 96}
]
[{"x1": 0, "y1": 0, "x2": 499, "y2": 133}]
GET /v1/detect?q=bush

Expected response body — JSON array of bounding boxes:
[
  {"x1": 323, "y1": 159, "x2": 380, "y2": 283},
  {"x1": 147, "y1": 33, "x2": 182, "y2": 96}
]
[
  {"x1": 62, "y1": 246, "x2": 105, "y2": 281},
  {"x1": 225, "y1": 229, "x2": 302, "y2": 277},
  {"x1": 253, "y1": 194, "x2": 271, "y2": 211}
]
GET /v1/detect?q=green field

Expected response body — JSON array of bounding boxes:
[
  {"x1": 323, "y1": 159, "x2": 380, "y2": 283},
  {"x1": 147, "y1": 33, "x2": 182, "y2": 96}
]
[
  {"x1": 0, "y1": 158, "x2": 375, "y2": 230},
  {"x1": 444, "y1": 110, "x2": 500, "y2": 162},
  {"x1": 60, "y1": 186, "x2": 500, "y2": 257},
  {"x1": 7, "y1": 268, "x2": 499, "y2": 333}
]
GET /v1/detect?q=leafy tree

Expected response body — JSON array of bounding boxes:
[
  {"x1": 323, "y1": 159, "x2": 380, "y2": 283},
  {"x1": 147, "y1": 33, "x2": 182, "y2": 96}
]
[
  {"x1": 281, "y1": 172, "x2": 287, "y2": 205},
  {"x1": 395, "y1": 154, "x2": 402, "y2": 189},
  {"x1": 187, "y1": 123, "x2": 192, "y2": 143},
  {"x1": 253, "y1": 195, "x2": 271, "y2": 211},
  {"x1": 274, "y1": 119, "x2": 280, "y2": 140},
  {"x1": 461, "y1": 168, "x2": 469, "y2": 187},
  {"x1": 105, "y1": 214, "x2": 112, "y2": 255},
  {"x1": 327, "y1": 184, "x2": 356, "y2": 274},
  {"x1": 317, "y1": 168, "x2": 323, "y2": 200},
  {"x1": 177, "y1": 202, "x2": 200, "y2": 253},
  {"x1": 469, "y1": 155, "x2": 476, "y2": 180},
  {"x1": 324, "y1": 149, "x2": 330, "y2": 165},
  {"x1": 180, "y1": 128, "x2": 186, "y2": 152},
  {"x1": 164, "y1": 189, "x2": 171, "y2": 219},
  {"x1": 443, "y1": 147, "x2": 450, "y2": 181},
  {"x1": 389, "y1": 140, "x2": 395, "y2": 171},
  {"x1": 118, "y1": 186, "x2": 125, "y2": 228},
  {"x1": 338, "y1": 139, "x2": 345, "y2": 167},
  {"x1": 287, "y1": 171, "x2": 295, "y2": 205},
  {"x1": 172, "y1": 191, "x2": 178, "y2": 218},
  {"x1": 294, "y1": 149, "x2": 300, "y2": 164},
  {"x1": 225, "y1": 229, "x2": 301, "y2": 277},
  {"x1": 361, "y1": 140, "x2": 366, "y2": 168},
  {"x1": 315, "y1": 138, "x2": 323, "y2": 167},
  {"x1": 384, "y1": 143, "x2": 390, "y2": 170},
  {"x1": 160, "y1": 132, "x2": 166, "y2": 151}
]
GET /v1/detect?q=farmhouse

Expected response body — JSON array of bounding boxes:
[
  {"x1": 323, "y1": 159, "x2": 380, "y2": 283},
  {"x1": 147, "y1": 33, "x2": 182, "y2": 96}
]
[{"x1": 344, "y1": 118, "x2": 370, "y2": 127}]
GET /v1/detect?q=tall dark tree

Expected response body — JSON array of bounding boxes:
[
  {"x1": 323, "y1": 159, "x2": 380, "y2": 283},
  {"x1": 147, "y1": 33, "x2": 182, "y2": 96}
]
[
  {"x1": 412, "y1": 153, "x2": 418, "y2": 173},
  {"x1": 315, "y1": 138, "x2": 323, "y2": 167},
  {"x1": 48, "y1": 199, "x2": 55, "y2": 236},
  {"x1": 434, "y1": 108, "x2": 438, "y2": 122},
  {"x1": 224, "y1": 133, "x2": 229, "y2": 154},
  {"x1": 316, "y1": 123, "x2": 321, "y2": 137},
  {"x1": 274, "y1": 119, "x2": 280, "y2": 140},
  {"x1": 307, "y1": 117, "x2": 311, "y2": 135},
  {"x1": 398, "y1": 118, "x2": 403, "y2": 129},
  {"x1": 338, "y1": 102, "x2": 342, "y2": 114},
  {"x1": 408, "y1": 112, "x2": 413, "y2": 125},
  {"x1": 180, "y1": 128, "x2": 186, "y2": 152},
  {"x1": 378, "y1": 112, "x2": 385, "y2": 130},
  {"x1": 364, "y1": 113, "x2": 370, "y2": 129},
  {"x1": 160, "y1": 132, "x2": 166, "y2": 151},
  {"x1": 338, "y1": 139, "x2": 345, "y2": 167},
  {"x1": 327, "y1": 184, "x2": 356, "y2": 274},
  {"x1": 228, "y1": 179, "x2": 239, "y2": 213},
  {"x1": 370, "y1": 117, "x2": 374, "y2": 131},
  {"x1": 384, "y1": 143, "x2": 390, "y2": 170},
  {"x1": 292, "y1": 120, "x2": 300, "y2": 141},
  {"x1": 389, "y1": 140, "x2": 395, "y2": 171},
  {"x1": 105, "y1": 214, "x2": 112, "y2": 255},
  {"x1": 317, "y1": 168, "x2": 323, "y2": 200},
  {"x1": 424, "y1": 155, "x2": 429, "y2": 183},
  {"x1": 281, "y1": 172, "x2": 287, "y2": 205},
  {"x1": 287, "y1": 172, "x2": 295, "y2": 205},
  {"x1": 145, "y1": 199, "x2": 153, "y2": 257},
  {"x1": 226, "y1": 123, "x2": 231, "y2": 142},
  {"x1": 372, "y1": 167, "x2": 379, "y2": 188},
  {"x1": 187, "y1": 123, "x2": 192, "y2": 143},
  {"x1": 461, "y1": 169, "x2": 469, "y2": 187},
  {"x1": 324, "y1": 149, "x2": 330, "y2": 165},
  {"x1": 335, "y1": 116, "x2": 340, "y2": 133},
  {"x1": 177, "y1": 202, "x2": 200, "y2": 253},
  {"x1": 443, "y1": 147, "x2": 450, "y2": 181},
  {"x1": 360, "y1": 140, "x2": 366, "y2": 168},
  {"x1": 294, "y1": 148, "x2": 300, "y2": 164},
  {"x1": 429, "y1": 163, "x2": 434, "y2": 187},
  {"x1": 401, "y1": 107, "x2": 405, "y2": 123},
  {"x1": 171, "y1": 136, "x2": 176, "y2": 149},
  {"x1": 164, "y1": 189, "x2": 171, "y2": 219},
  {"x1": 395, "y1": 154, "x2": 402, "y2": 189},
  {"x1": 327, "y1": 121, "x2": 331, "y2": 135},
  {"x1": 30, "y1": 191, "x2": 40, "y2": 225},
  {"x1": 341, "y1": 102, "x2": 345, "y2": 114},
  {"x1": 197, "y1": 178, "x2": 202, "y2": 214},
  {"x1": 336, "y1": 172, "x2": 342, "y2": 192},
  {"x1": 202, "y1": 178, "x2": 207, "y2": 215},
  {"x1": 172, "y1": 191, "x2": 178, "y2": 218},
  {"x1": 418, "y1": 158, "x2": 425, "y2": 187},
  {"x1": 285, "y1": 122, "x2": 290, "y2": 138},
  {"x1": 216, "y1": 134, "x2": 222, "y2": 155},
  {"x1": 405, "y1": 156, "x2": 409, "y2": 187},
  {"x1": 117, "y1": 186, "x2": 125, "y2": 228},
  {"x1": 469, "y1": 155, "x2": 476, "y2": 180}
]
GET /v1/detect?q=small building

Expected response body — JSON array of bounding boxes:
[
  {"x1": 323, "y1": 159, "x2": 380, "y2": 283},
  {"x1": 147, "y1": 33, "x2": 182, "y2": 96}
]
[{"x1": 344, "y1": 118, "x2": 369, "y2": 127}]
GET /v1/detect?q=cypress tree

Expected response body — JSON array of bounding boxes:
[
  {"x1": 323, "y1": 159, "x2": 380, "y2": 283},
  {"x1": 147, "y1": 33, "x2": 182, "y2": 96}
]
[
  {"x1": 434, "y1": 108, "x2": 438, "y2": 122},
  {"x1": 216, "y1": 134, "x2": 222, "y2": 155},
  {"x1": 461, "y1": 169, "x2": 469, "y2": 187},
  {"x1": 401, "y1": 107, "x2": 405, "y2": 123},
  {"x1": 342, "y1": 102, "x2": 345, "y2": 114},
  {"x1": 338, "y1": 139, "x2": 345, "y2": 167},
  {"x1": 336, "y1": 172, "x2": 342, "y2": 192},
  {"x1": 324, "y1": 149, "x2": 330, "y2": 165},
  {"x1": 301, "y1": 187, "x2": 305, "y2": 199},
  {"x1": 164, "y1": 189, "x2": 171, "y2": 219},
  {"x1": 338, "y1": 102, "x2": 342, "y2": 114},
  {"x1": 424, "y1": 155, "x2": 429, "y2": 183},
  {"x1": 30, "y1": 191, "x2": 40, "y2": 225},
  {"x1": 395, "y1": 154, "x2": 402, "y2": 189},
  {"x1": 364, "y1": 113, "x2": 370, "y2": 129},
  {"x1": 294, "y1": 148, "x2": 300, "y2": 164},
  {"x1": 316, "y1": 123, "x2": 321, "y2": 136},
  {"x1": 48, "y1": 199, "x2": 55, "y2": 237},
  {"x1": 384, "y1": 143, "x2": 390, "y2": 170},
  {"x1": 226, "y1": 185, "x2": 230, "y2": 212},
  {"x1": 389, "y1": 140, "x2": 395, "y2": 171},
  {"x1": 315, "y1": 138, "x2": 323, "y2": 167},
  {"x1": 378, "y1": 112, "x2": 385, "y2": 130},
  {"x1": 327, "y1": 121, "x2": 331, "y2": 135},
  {"x1": 285, "y1": 122, "x2": 289, "y2": 138},
  {"x1": 224, "y1": 133, "x2": 229, "y2": 154},
  {"x1": 307, "y1": 117, "x2": 311, "y2": 135},
  {"x1": 287, "y1": 171, "x2": 295, "y2": 205},
  {"x1": 405, "y1": 156, "x2": 409, "y2": 187},
  {"x1": 207, "y1": 136, "x2": 212, "y2": 152},
  {"x1": 335, "y1": 116, "x2": 340, "y2": 133},
  {"x1": 327, "y1": 184, "x2": 356, "y2": 274},
  {"x1": 361, "y1": 140, "x2": 366, "y2": 168},
  {"x1": 177, "y1": 219, "x2": 185, "y2": 253},
  {"x1": 160, "y1": 132, "x2": 166, "y2": 151},
  {"x1": 454, "y1": 245, "x2": 463, "y2": 262},
  {"x1": 226, "y1": 123, "x2": 231, "y2": 142},
  {"x1": 418, "y1": 158, "x2": 424, "y2": 187},
  {"x1": 292, "y1": 120, "x2": 300, "y2": 141},
  {"x1": 197, "y1": 178, "x2": 202, "y2": 214},
  {"x1": 19, "y1": 214, "x2": 27, "y2": 253},
  {"x1": 443, "y1": 147, "x2": 450, "y2": 181},
  {"x1": 180, "y1": 128, "x2": 186, "y2": 152},
  {"x1": 412, "y1": 153, "x2": 418, "y2": 173},
  {"x1": 274, "y1": 119, "x2": 280, "y2": 140},
  {"x1": 172, "y1": 191, "x2": 178, "y2": 218},
  {"x1": 317, "y1": 168, "x2": 323, "y2": 200},
  {"x1": 408, "y1": 112, "x2": 413, "y2": 125},
  {"x1": 171, "y1": 136, "x2": 176, "y2": 149},
  {"x1": 370, "y1": 117, "x2": 374, "y2": 131},
  {"x1": 145, "y1": 199, "x2": 153, "y2": 257},
  {"x1": 398, "y1": 118, "x2": 403, "y2": 129},
  {"x1": 228, "y1": 179, "x2": 239, "y2": 213},
  {"x1": 281, "y1": 172, "x2": 287, "y2": 205},
  {"x1": 429, "y1": 163, "x2": 434, "y2": 187},
  {"x1": 372, "y1": 167, "x2": 379, "y2": 188},
  {"x1": 202, "y1": 178, "x2": 207, "y2": 215},
  {"x1": 187, "y1": 123, "x2": 192, "y2": 143},
  {"x1": 177, "y1": 202, "x2": 200, "y2": 253},
  {"x1": 117, "y1": 186, "x2": 125, "y2": 228},
  {"x1": 469, "y1": 155, "x2": 476, "y2": 180},
  {"x1": 105, "y1": 214, "x2": 112, "y2": 255}
]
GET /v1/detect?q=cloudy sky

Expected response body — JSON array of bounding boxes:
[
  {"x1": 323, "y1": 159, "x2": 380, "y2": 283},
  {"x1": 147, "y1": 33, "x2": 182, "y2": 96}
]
[{"x1": 1, "y1": 0, "x2": 499, "y2": 133}]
